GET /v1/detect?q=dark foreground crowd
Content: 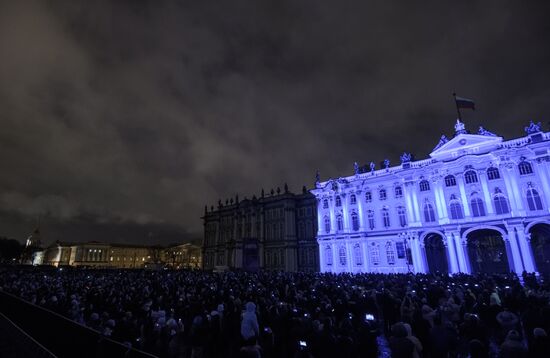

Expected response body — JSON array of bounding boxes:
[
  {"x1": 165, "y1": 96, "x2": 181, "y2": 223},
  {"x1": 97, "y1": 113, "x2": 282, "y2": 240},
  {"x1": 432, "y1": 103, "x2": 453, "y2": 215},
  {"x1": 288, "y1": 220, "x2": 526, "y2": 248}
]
[{"x1": 1, "y1": 268, "x2": 550, "y2": 358}]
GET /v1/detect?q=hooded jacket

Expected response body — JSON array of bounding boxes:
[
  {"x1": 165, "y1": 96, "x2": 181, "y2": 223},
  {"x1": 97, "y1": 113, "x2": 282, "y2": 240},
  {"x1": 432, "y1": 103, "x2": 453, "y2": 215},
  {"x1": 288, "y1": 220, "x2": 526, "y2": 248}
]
[{"x1": 241, "y1": 302, "x2": 259, "y2": 341}]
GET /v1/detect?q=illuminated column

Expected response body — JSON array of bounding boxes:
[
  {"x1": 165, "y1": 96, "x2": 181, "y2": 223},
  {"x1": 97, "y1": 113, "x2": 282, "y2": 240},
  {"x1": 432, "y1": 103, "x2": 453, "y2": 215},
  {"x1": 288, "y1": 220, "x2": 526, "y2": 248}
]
[
  {"x1": 516, "y1": 228, "x2": 536, "y2": 272},
  {"x1": 410, "y1": 236, "x2": 425, "y2": 273},
  {"x1": 362, "y1": 241, "x2": 370, "y2": 272},
  {"x1": 356, "y1": 191, "x2": 366, "y2": 230},
  {"x1": 341, "y1": 194, "x2": 351, "y2": 232},
  {"x1": 479, "y1": 172, "x2": 495, "y2": 214},
  {"x1": 436, "y1": 183, "x2": 449, "y2": 221},
  {"x1": 443, "y1": 231, "x2": 459, "y2": 273},
  {"x1": 346, "y1": 240, "x2": 353, "y2": 272},
  {"x1": 317, "y1": 240, "x2": 325, "y2": 272},
  {"x1": 457, "y1": 175, "x2": 472, "y2": 217},
  {"x1": 433, "y1": 184, "x2": 444, "y2": 220},
  {"x1": 507, "y1": 168, "x2": 525, "y2": 213},
  {"x1": 534, "y1": 162, "x2": 550, "y2": 212},
  {"x1": 411, "y1": 186, "x2": 422, "y2": 223},
  {"x1": 501, "y1": 165, "x2": 520, "y2": 215},
  {"x1": 329, "y1": 196, "x2": 337, "y2": 234},
  {"x1": 453, "y1": 233, "x2": 470, "y2": 273},
  {"x1": 403, "y1": 183, "x2": 417, "y2": 224},
  {"x1": 504, "y1": 233, "x2": 524, "y2": 274}
]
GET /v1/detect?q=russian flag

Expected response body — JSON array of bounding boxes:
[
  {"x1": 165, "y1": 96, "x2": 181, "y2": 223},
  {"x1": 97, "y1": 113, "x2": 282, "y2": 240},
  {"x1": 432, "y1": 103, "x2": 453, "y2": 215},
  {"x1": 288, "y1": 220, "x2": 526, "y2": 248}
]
[{"x1": 455, "y1": 96, "x2": 475, "y2": 110}]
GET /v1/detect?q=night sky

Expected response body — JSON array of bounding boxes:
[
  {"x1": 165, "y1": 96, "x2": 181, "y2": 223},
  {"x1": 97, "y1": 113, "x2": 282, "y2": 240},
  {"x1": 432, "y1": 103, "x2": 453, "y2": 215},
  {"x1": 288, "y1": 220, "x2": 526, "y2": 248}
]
[{"x1": 1, "y1": 1, "x2": 550, "y2": 245}]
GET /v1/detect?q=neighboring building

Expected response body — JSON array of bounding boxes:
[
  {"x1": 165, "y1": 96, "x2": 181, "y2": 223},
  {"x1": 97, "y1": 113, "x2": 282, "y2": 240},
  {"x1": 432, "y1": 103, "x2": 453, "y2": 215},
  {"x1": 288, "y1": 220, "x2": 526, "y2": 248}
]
[
  {"x1": 202, "y1": 185, "x2": 318, "y2": 272},
  {"x1": 165, "y1": 243, "x2": 202, "y2": 269},
  {"x1": 311, "y1": 120, "x2": 550, "y2": 275},
  {"x1": 34, "y1": 241, "x2": 201, "y2": 269}
]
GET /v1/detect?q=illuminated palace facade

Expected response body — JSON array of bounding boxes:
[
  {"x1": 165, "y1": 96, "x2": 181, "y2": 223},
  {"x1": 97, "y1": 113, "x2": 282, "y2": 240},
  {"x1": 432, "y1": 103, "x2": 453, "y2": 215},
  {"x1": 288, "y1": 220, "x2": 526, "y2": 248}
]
[{"x1": 311, "y1": 120, "x2": 550, "y2": 275}]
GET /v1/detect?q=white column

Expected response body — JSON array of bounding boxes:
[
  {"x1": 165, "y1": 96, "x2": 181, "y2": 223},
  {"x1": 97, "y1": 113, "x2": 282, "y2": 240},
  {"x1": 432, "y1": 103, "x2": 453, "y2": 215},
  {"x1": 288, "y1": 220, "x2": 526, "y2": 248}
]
[
  {"x1": 362, "y1": 240, "x2": 370, "y2": 272},
  {"x1": 479, "y1": 172, "x2": 495, "y2": 214},
  {"x1": 516, "y1": 228, "x2": 536, "y2": 272},
  {"x1": 356, "y1": 192, "x2": 366, "y2": 230},
  {"x1": 501, "y1": 167, "x2": 520, "y2": 215},
  {"x1": 346, "y1": 241, "x2": 353, "y2": 272},
  {"x1": 504, "y1": 234, "x2": 524, "y2": 274},
  {"x1": 443, "y1": 232, "x2": 459, "y2": 274},
  {"x1": 411, "y1": 188, "x2": 422, "y2": 223},
  {"x1": 453, "y1": 233, "x2": 469, "y2": 273},
  {"x1": 403, "y1": 183, "x2": 417, "y2": 224},
  {"x1": 433, "y1": 185, "x2": 445, "y2": 220},
  {"x1": 457, "y1": 176, "x2": 472, "y2": 217},
  {"x1": 534, "y1": 162, "x2": 550, "y2": 212},
  {"x1": 436, "y1": 183, "x2": 449, "y2": 220},
  {"x1": 342, "y1": 194, "x2": 351, "y2": 232},
  {"x1": 317, "y1": 241, "x2": 325, "y2": 272}
]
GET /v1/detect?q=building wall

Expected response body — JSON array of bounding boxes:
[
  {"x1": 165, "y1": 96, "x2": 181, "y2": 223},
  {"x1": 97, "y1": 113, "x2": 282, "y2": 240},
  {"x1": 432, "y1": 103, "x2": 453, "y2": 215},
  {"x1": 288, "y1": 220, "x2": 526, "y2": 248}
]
[
  {"x1": 202, "y1": 188, "x2": 319, "y2": 272},
  {"x1": 312, "y1": 120, "x2": 550, "y2": 274}
]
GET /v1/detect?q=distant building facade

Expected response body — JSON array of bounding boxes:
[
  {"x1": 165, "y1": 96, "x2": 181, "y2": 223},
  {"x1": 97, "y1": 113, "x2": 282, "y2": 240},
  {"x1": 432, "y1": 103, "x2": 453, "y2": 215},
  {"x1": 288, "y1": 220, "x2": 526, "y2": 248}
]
[
  {"x1": 311, "y1": 120, "x2": 550, "y2": 275},
  {"x1": 202, "y1": 186, "x2": 319, "y2": 272},
  {"x1": 33, "y1": 241, "x2": 201, "y2": 269}
]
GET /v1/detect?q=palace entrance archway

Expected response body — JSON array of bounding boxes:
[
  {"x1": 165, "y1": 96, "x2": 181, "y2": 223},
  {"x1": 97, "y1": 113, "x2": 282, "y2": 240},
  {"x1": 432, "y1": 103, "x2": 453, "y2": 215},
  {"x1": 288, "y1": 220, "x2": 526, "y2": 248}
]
[
  {"x1": 529, "y1": 223, "x2": 550, "y2": 274},
  {"x1": 467, "y1": 229, "x2": 509, "y2": 274},
  {"x1": 424, "y1": 233, "x2": 449, "y2": 273}
]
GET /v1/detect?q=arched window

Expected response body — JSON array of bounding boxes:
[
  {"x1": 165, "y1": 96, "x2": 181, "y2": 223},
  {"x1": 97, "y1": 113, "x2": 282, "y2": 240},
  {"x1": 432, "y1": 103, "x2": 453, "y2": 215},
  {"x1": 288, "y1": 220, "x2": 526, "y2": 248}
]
[
  {"x1": 335, "y1": 196, "x2": 342, "y2": 207},
  {"x1": 353, "y1": 244, "x2": 363, "y2": 266},
  {"x1": 518, "y1": 161, "x2": 533, "y2": 175},
  {"x1": 395, "y1": 186, "x2": 403, "y2": 198},
  {"x1": 339, "y1": 246, "x2": 347, "y2": 266},
  {"x1": 386, "y1": 241, "x2": 396, "y2": 265},
  {"x1": 423, "y1": 201, "x2": 436, "y2": 222},
  {"x1": 336, "y1": 215, "x2": 344, "y2": 231},
  {"x1": 397, "y1": 206, "x2": 407, "y2": 227},
  {"x1": 365, "y1": 191, "x2": 372, "y2": 203},
  {"x1": 350, "y1": 194, "x2": 356, "y2": 204},
  {"x1": 487, "y1": 167, "x2": 500, "y2": 180},
  {"x1": 493, "y1": 188, "x2": 510, "y2": 215},
  {"x1": 445, "y1": 175, "x2": 456, "y2": 187},
  {"x1": 449, "y1": 195, "x2": 464, "y2": 220},
  {"x1": 419, "y1": 180, "x2": 430, "y2": 192},
  {"x1": 325, "y1": 245, "x2": 333, "y2": 266},
  {"x1": 464, "y1": 170, "x2": 478, "y2": 184},
  {"x1": 527, "y1": 187, "x2": 544, "y2": 211},
  {"x1": 323, "y1": 199, "x2": 329, "y2": 209},
  {"x1": 367, "y1": 210, "x2": 375, "y2": 230},
  {"x1": 379, "y1": 189, "x2": 387, "y2": 200},
  {"x1": 324, "y1": 216, "x2": 331, "y2": 233},
  {"x1": 370, "y1": 244, "x2": 380, "y2": 265},
  {"x1": 382, "y1": 208, "x2": 391, "y2": 228},
  {"x1": 351, "y1": 212, "x2": 360, "y2": 231},
  {"x1": 470, "y1": 193, "x2": 486, "y2": 217}
]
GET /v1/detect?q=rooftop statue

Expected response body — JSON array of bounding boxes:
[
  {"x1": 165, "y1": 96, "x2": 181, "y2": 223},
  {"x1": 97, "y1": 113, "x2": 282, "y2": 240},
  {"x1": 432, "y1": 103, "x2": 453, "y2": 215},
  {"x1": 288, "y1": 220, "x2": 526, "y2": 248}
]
[
  {"x1": 433, "y1": 134, "x2": 449, "y2": 151},
  {"x1": 525, "y1": 120, "x2": 542, "y2": 135},
  {"x1": 400, "y1": 152, "x2": 412, "y2": 164},
  {"x1": 478, "y1": 126, "x2": 497, "y2": 137}
]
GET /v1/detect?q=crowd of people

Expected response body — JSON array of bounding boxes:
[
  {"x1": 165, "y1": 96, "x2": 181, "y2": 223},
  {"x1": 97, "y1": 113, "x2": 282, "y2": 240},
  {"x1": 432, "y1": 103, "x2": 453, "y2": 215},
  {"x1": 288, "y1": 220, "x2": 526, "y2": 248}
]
[{"x1": 1, "y1": 267, "x2": 550, "y2": 358}]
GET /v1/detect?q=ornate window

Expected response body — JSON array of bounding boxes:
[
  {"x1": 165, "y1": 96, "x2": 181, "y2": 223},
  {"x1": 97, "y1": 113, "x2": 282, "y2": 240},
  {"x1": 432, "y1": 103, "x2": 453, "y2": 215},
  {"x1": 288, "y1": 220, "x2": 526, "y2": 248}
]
[
  {"x1": 396, "y1": 242, "x2": 406, "y2": 259},
  {"x1": 397, "y1": 206, "x2": 407, "y2": 227},
  {"x1": 365, "y1": 191, "x2": 372, "y2": 203},
  {"x1": 419, "y1": 180, "x2": 430, "y2": 192},
  {"x1": 464, "y1": 170, "x2": 478, "y2": 184},
  {"x1": 351, "y1": 212, "x2": 360, "y2": 231},
  {"x1": 335, "y1": 196, "x2": 342, "y2": 207},
  {"x1": 323, "y1": 199, "x2": 329, "y2": 209},
  {"x1": 487, "y1": 167, "x2": 500, "y2": 180},
  {"x1": 370, "y1": 243, "x2": 380, "y2": 265},
  {"x1": 353, "y1": 244, "x2": 363, "y2": 265},
  {"x1": 324, "y1": 216, "x2": 331, "y2": 233},
  {"x1": 338, "y1": 246, "x2": 347, "y2": 266},
  {"x1": 350, "y1": 194, "x2": 356, "y2": 204},
  {"x1": 527, "y1": 187, "x2": 543, "y2": 211},
  {"x1": 493, "y1": 188, "x2": 510, "y2": 215},
  {"x1": 518, "y1": 161, "x2": 533, "y2": 175},
  {"x1": 423, "y1": 201, "x2": 436, "y2": 222},
  {"x1": 336, "y1": 215, "x2": 344, "y2": 231},
  {"x1": 382, "y1": 208, "x2": 391, "y2": 228},
  {"x1": 386, "y1": 241, "x2": 396, "y2": 265},
  {"x1": 379, "y1": 189, "x2": 387, "y2": 200},
  {"x1": 367, "y1": 210, "x2": 375, "y2": 230},
  {"x1": 445, "y1": 175, "x2": 456, "y2": 187},
  {"x1": 449, "y1": 194, "x2": 465, "y2": 220},
  {"x1": 470, "y1": 193, "x2": 486, "y2": 217},
  {"x1": 395, "y1": 186, "x2": 403, "y2": 198},
  {"x1": 325, "y1": 245, "x2": 333, "y2": 266}
]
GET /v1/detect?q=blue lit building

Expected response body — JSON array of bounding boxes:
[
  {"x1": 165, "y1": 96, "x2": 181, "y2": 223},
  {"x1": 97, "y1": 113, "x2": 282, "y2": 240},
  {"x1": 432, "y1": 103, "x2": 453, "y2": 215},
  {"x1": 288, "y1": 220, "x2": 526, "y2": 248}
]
[{"x1": 311, "y1": 120, "x2": 550, "y2": 275}]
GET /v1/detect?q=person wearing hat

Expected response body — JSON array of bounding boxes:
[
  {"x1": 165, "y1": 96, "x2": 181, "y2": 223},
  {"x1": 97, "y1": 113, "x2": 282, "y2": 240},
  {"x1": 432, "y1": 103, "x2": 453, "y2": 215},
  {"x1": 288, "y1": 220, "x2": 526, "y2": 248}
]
[{"x1": 500, "y1": 330, "x2": 527, "y2": 357}]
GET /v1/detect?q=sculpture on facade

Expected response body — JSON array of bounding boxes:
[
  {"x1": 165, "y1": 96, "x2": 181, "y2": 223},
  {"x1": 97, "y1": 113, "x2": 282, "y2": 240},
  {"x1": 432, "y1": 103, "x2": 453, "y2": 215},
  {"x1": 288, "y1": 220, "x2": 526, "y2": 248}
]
[
  {"x1": 369, "y1": 162, "x2": 375, "y2": 174},
  {"x1": 383, "y1": 159, "x2": 390, "y2": 171},
  {"x1": 315, "y1": 171, "x2": 320, "y2": 184},
  {"x1": 400, "y1": 152, "x2": 412, "y2": 164},
  {"x1": 455, "y1": 119, "x2": 467, "y2": 135},
  {"x1": 433, "y1": 135, "x2": 449, "y2": 151},
  {"x1": 478, "y1": 126, "x2": 497, "y2": 137},
  {"x1": 525, "y1": 121, "x2": 542, "y2": 135},
  {"x1": 354, "y1": 162, "x2": 359, "y2": 175}
]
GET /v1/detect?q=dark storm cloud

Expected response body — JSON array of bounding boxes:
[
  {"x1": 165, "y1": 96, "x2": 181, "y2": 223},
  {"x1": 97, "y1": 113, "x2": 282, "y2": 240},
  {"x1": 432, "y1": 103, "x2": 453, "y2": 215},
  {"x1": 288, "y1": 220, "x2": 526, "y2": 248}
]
[{"x1": 1, "y1": 0, "x2": 550, "y2": 243}]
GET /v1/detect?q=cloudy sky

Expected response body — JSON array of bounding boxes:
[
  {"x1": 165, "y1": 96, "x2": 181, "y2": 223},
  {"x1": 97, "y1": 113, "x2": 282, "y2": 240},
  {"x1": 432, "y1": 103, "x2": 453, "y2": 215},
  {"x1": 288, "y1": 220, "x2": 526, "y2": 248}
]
[{"x1": 1, "y1": 0, "x2": 549, "y2": 245}]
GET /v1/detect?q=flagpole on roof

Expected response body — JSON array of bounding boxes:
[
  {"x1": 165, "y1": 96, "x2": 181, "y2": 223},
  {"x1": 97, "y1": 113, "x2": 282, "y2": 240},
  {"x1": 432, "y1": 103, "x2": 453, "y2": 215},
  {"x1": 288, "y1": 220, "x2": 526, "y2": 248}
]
[{"x1": 452, "y1": 92, "x2": 462, "y2": 120}]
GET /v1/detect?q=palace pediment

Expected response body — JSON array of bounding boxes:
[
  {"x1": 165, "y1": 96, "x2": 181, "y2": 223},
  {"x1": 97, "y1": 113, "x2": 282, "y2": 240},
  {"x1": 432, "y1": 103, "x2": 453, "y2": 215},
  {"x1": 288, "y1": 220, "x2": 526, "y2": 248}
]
[{"x1": 429, "y1": 133, "x2": 503, "y2": 161}]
